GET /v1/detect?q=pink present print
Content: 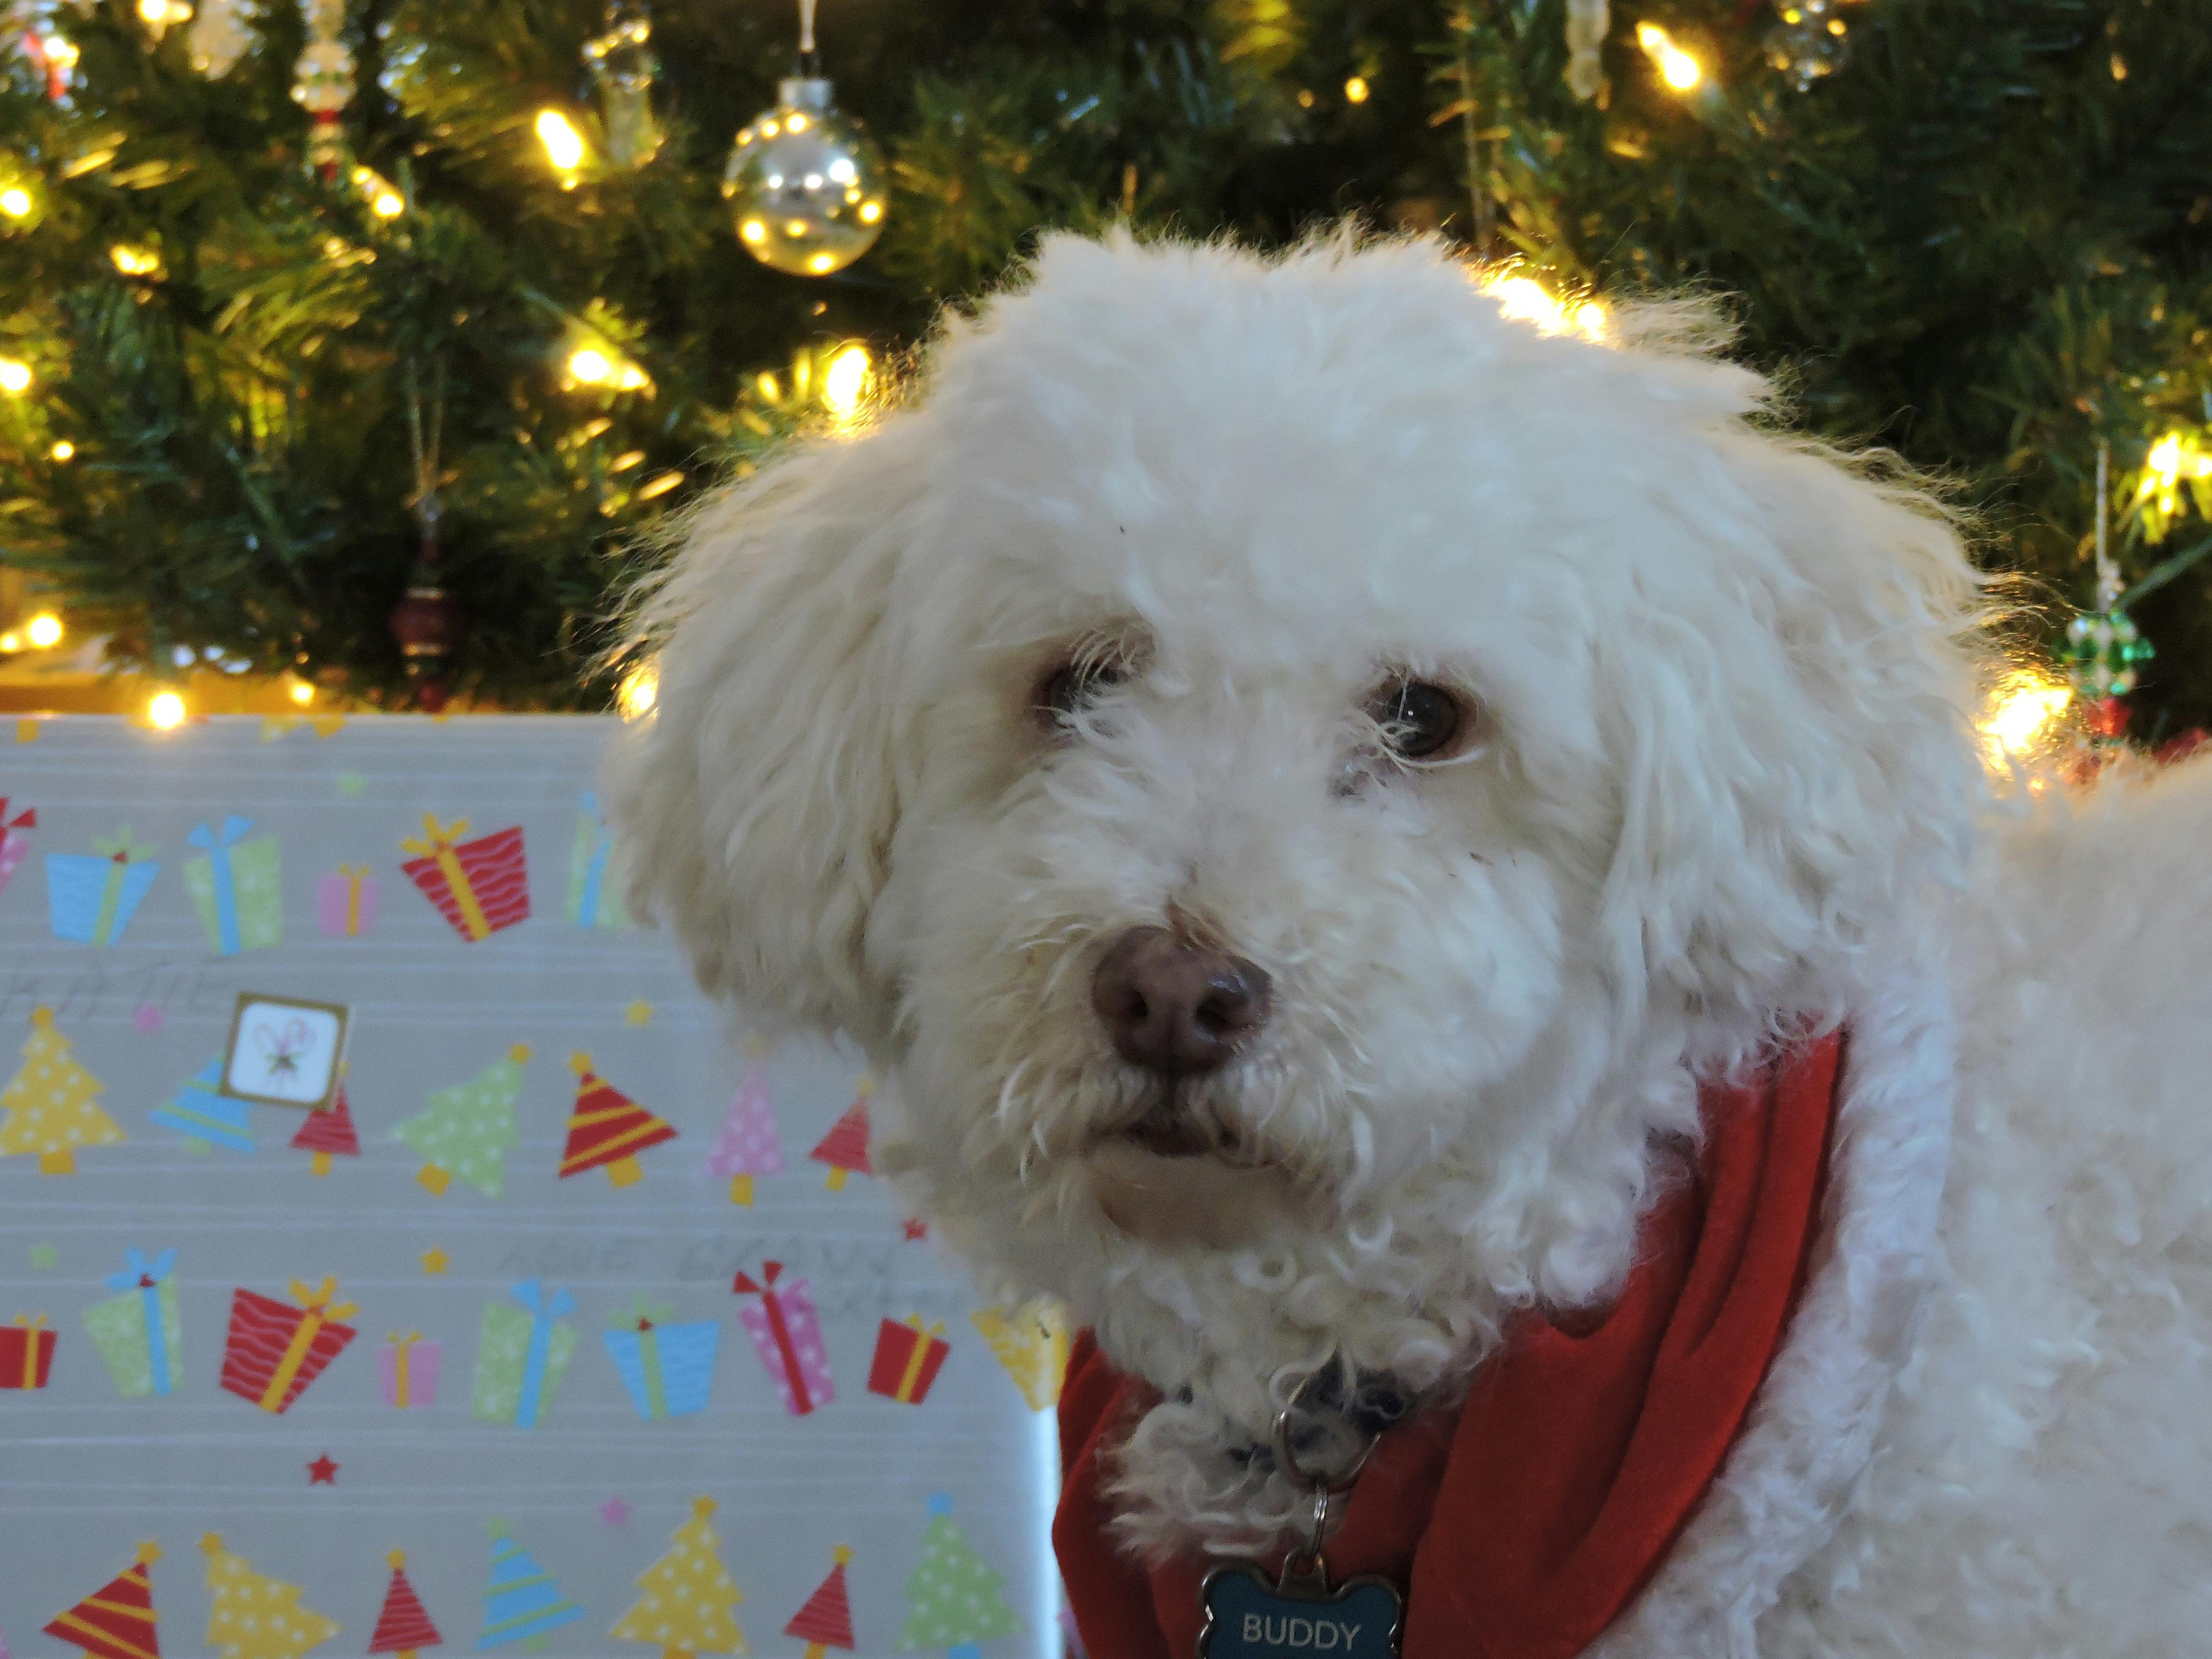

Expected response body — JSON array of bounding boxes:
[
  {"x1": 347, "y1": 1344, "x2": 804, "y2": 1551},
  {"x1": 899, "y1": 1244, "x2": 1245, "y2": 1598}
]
[
  {"x1": 317, "y1": 865, "x2": 378, "y2": 937},
  {"x1": 733, "y1": 1261, "x2": 834, "y2": 1416},
  {"x1": 379, "y1": 1332, "x2": 440, "y2": 1408},
  {"x1": 0, "y1": 799, "x2": 33, "y2": 899}
]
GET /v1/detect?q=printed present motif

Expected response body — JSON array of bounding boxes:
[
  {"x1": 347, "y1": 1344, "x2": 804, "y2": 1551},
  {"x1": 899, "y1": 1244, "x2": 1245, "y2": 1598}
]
[
  {"x1": 561, "y1": 1054, "x2": 677, "y2": 1188},
  {"x1": 733, "y1": 1262, "x2": 834, "y2": 1417},
  {"x1": 219, "y1": 1276, "x2": 358, "y2": 1413},
  {"x1": 867, "y1": 1315, "x2": 950, "y2": 1406},
  {"x1": 400, "y1": 814, "x2": 530, "y2": 942},
  {"x1": 45, "y1": 826, "x2": 158, "y2": 945},
  {"x1": 317, "y1": 864, "x2": 378, "y2": 937},
  {"x1": 0, "y1": 797, "x2": 35, "y2": 899},
  {"x1": 1, "y1": 1006, "x2": 124, "y2": 1174},
  {"x1": 971, "y1": 1298, "x2": 1070, "y2": 1411},
  {"x1": 566, "y1": 791, "x2": 630, "y2": 928},
  {"x1": 150, "y1": 1058, "x2": 258, "y2": 1154},
  {"x1": 601, "y1": 1295, "x2": 721, "y2": 1422},
  {"x1": 81, "y1": 1247, "x2": 184, "y2": 1397},
  {"x1": 472, "y1": 1281, "x2": 577, "y2": 1429},
  {"x1": 380, "y1": 1331, "x2": 441, "y2": 1409},
  {"x1": 1, "y1": 1313, "x2": 56, "y2": 1389},
  {"x1": 704, "y1": 1061, "x2": 781, "y2": 1206},
  {"x1": 183, "y1": 816, "x2": 283, "y2": 955}
]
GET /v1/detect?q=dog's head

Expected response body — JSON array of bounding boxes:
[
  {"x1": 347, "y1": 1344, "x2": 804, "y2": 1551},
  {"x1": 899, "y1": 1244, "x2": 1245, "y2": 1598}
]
[{"x1": 610, "y1": 230, "x2": 1982, "y2": 1419}]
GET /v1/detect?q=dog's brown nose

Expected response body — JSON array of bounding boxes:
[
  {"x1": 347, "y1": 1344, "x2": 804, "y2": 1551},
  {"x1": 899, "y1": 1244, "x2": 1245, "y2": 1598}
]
[{"x1": 1091, "y1": 926, "x2": 1272, "y2": 1077}]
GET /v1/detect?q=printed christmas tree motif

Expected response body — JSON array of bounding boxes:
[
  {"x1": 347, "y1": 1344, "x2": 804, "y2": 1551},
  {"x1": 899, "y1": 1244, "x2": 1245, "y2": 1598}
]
[
  {"x1": 970, "y1": 1300, "x2": 1071, "y2": 1411},
  {"x1": 369, "y1": 1550, "x2": 442, "y2": 1659},
  {"x1": 395, "y1": 1044, "x2": 529, "y2": 1197},
  {"x1": 289, "y1": 1081, "x2": 360, "y2": 1176},
  {"x1": 0, "y1": 796, "x2": 35, "y2": 899},
  {"x1": 809, "y1": 1079, "x2": 873, "y2": 1191},
  {"x1": 478, "y1": 1520, "x2": 585, "y2": 1651},
  {"x1": 783, "y1": 1548, "x2": 856, "y2": 1659},
  {"x1": 896, "y1": 1494, "x2": 1024, "y2": 1658},
  {"x1": 150, "y1": 1058, "x2": 258, "y2": 1154},
  {"x1": 705, "y1": 1061, "x2": 782, "y2": 1206},
  {"x1": 560, "y1": 1053, "x2": 677, "y2": 1189},
  {"x1": 609, "y1": 1496, "x2": 745, "y2": 1659},
  {"x1": 43, "y1": 1541, "x2": 160, "y2": 1659},
  {"x1": 200, "y1": 1533, "x2": 339, "y2": 1659},
  {"x1": 0, "y1": 1007, "x2": 123, "y2": 1174}
]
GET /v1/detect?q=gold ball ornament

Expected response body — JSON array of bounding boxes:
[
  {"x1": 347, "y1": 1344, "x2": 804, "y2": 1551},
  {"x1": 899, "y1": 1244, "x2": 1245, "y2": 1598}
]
[{"x1": 723, "y1": 77, "x2": 886, "y2": 276}]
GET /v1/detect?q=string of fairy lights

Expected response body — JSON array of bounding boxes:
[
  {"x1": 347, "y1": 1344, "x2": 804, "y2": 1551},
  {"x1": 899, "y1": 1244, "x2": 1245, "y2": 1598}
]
[{"x1": 2, "y1": 0, "x2": 2208, "y2": 738}]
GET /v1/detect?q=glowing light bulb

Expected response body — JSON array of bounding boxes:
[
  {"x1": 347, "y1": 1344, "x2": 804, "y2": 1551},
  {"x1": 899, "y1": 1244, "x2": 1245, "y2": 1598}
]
[
  {"x1": 787, "y1": 113, "x2": 809, "y2": 133},
  {"x1": 136, "y1": 0, "x2": 166, "y2": 21},
  {"x1": 806, "y1": 251, "x2": 835, "y2": 274},
  {"x1": 1344, "y1": 75, "x2": 1370, "y2": 103},
  {"x1": 1636, "y1": 23, "x2": 1703, "y2": 90},
  {"x1": 567, "y1": 348, "x2": 614, "y2": 385},
  {"x1": 24, "y1": 613, "x2": 62, "y2": 649},
  {"x1": 0, "y1": 358, "x2": 30, "y2": 394},
  {"x1": 828, "y1": 158, "x2": 857, "y2": 184},
  {"x1": 110, "y1": 243, "x2": 162, "y2": 276},
  {"x1": 536, "y1": 108, "x2": 586, "y2": 175},
  {"x1": 823, "y1": 345, "x2": 869, "y2": 421},
  {"x1": 741, "y1": 218, "x2": 767, "y2": 243},
  {"x1": 858, "y1": 199, "x2": 883, "y2": 224},
  {"x1": 49, "y1": 440, "x2": 74, "y2": 461},
  {"x1": 148, "y1": 691, "x2": 187, "y2": 729},
  {"x1": 617, "y1": 660, "x2": 659, "y2": 720},
  {"x1": 1980, "y1": 674, "x2": 2072, "y2": 758},
  {"x1": 0, "y1": 633, "x2": 18, "y2": 653},
  {"x1": 636, "y1": 470, "x2": 683, "y2": 501},
  {"x1": 2145, "y1": 432, "x2": 2185, "y2": 491},
  {"x1": 288, "y1": 678, "x2": 314, "y2": 706},
  {"x1": 614, "y1": 364, "x2": 648, "y2": 391},
  {"x1": 0, "y1": 188, "x2": 31, "y2": 219},
  {"x1": 1476, "y1": 272, "x2": 1609, "y2": 342}
]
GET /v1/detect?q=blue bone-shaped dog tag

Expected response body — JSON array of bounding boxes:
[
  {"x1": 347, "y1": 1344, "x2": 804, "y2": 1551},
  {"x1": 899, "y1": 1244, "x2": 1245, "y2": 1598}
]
[{"x1": 1199, "y1": 1562, "x2": 1403, "y2": 1659}]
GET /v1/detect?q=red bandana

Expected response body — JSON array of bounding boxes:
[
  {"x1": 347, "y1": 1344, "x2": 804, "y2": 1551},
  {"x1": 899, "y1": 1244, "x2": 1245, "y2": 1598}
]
[{"x1": 1056, "y1": 1030, "x2": 1843, "y2": 1659}]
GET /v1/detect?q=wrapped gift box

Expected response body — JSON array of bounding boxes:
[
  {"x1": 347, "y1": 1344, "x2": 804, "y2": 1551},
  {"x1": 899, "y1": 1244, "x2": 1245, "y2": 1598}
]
[
  {"x1": 472, "y1": 1281, "x2": 577, "y2": 1429},
  {"x1": 45, "y1": 829, "x2": 158, "y2": 945},
  {"x1": 380, "y1": 1331, "x2": 441, "y2": 1409},
  {"x1": 183, "y1": 815, "x2": 283, "y2": 955},
  {"x1": 316, "y1": 864, "x2": 378, "y2": 937},
  {"x1": 0, "y1": 799, "x2": 34, "y2": 899},
  {"x1": 867, "y1": 1315, "x2": 950, "y2": 1405},
  {"x1": 400, "y1": 814, "x2": 530, "y2": 942},
  {"x1": 0, "y1": 1314, "x2": 56, "y2": 1389},
  {"x1": 81, "y1": 1247, "x2": 184, "y2": 1397},
  {"x1": 219, "y1": 1277, "x2": 358, "y2": 1413},
  {"x1": 601, "y1": 1296, "x2": 720, "y2": 1421},
  {"x1": 566, "y1": 791, "x2": 629, "y2": 928},
  {"x1": 733, "y1": 1262, "x2": 834, "y2": 1416}
]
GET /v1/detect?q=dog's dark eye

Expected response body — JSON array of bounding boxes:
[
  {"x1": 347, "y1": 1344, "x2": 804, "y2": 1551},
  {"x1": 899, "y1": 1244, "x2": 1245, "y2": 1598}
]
[
  {"x1": 1372, "y1": 678, "x2": 1465, "y2": 760},
  {"x1": 1035, "y1": 657, "x2": 1130, "y2": 727}
]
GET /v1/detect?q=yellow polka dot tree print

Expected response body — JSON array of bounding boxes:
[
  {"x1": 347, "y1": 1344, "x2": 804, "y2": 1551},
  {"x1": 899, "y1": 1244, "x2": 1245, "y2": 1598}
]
[
  {"x1": 610, "y1": 1495, "x2": 746, "y2": 1658},
  {"x1": 0, "y1": 1006, "x2": 124, "y2": 1175}
]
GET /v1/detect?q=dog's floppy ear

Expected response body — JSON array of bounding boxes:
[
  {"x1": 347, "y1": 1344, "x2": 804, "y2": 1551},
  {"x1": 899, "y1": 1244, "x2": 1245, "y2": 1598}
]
[
  {"x1": 1592, "y1": 422, "x2": 1985, "y2": 1023},
  {"x1": 604, "y1": 434, "x2": 917, "y2": 1044}
]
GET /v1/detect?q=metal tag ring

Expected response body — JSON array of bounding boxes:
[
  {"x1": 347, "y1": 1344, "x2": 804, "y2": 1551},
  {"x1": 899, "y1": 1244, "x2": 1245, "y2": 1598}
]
[{"x1": 1272, "y1": 1408, "x2": 1378, "y2": 1495}]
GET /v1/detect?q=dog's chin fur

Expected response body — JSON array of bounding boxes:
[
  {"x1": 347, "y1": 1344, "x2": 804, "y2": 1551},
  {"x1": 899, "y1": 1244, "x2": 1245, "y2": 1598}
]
[{"x1": 608, "y1": 230, "x2": 1996, "y2": 1564}]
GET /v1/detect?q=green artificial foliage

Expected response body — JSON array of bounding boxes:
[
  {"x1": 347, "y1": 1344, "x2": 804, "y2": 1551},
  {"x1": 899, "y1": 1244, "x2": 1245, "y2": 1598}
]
[{"x1": 0, "y1": 0, "x2": 2206, "y2": 729}]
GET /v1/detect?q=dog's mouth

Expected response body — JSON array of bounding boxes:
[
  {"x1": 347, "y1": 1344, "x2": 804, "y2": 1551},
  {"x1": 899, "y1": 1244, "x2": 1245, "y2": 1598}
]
[{"x1": 1108, "y1": 1085, "x2": 1250, "y2": 1163}]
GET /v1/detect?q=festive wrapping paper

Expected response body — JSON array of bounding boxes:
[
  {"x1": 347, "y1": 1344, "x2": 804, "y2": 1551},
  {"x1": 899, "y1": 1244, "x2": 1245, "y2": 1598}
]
[
  {"x1": 472, "y1": 1280, "x2": 579, "y2": 1428},
  {"x1": 379, "y1": 1332, "x2": 441, "y2": 1409},
  {"x1": 218, "y1": 1277, "x2": 359, "y2": 1413},
  {"x1": 0, "y1": 798, "x2": 34, "y2": 898},
  {"x1": 735, "y1": 1262, "x2": 836, "y2": 1417},
  {"x1": 150, "y1": 1058, "x2": 259, "y2": 1153},
  {"x1": 0, "y1": 717, "x2": 1058, "y2": 1659},
  {"x1": 44, "y1": 827, "x2": 158, "y2": 944},
  {"x1": 1, "y1": 1314, "x2": 56, "y2": 1388},
  {"x1": 566, "y1": 791, "x2": 630, "y2": 928},
  {"x1": 315, "y1": 864, "x2": 378, "y2": 937},
  {"x1": 602, "y1": 1296, "x2": 721, "y2": 1421},
  {"x1": 868, "y1": 1315, "x2": 952, "y2": 1406},
  {"x1": 399, "y1": 814, "x2": 530, "y2": 941},
  {"x1": 80, "y1": 1248, "x2": 185, "y2": 1397},
  {"x1": 182, "y1": 816, "x2": 283, "y2": 955}
]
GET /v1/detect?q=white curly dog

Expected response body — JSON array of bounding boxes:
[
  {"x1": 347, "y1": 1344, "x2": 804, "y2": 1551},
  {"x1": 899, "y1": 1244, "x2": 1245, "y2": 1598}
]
[{"x1": 608, "y1": 230, "x2": 2212, "y2": 1657}]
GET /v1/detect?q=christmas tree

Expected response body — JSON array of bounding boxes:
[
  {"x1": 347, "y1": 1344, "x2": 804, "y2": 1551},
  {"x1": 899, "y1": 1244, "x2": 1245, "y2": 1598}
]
[
  {"x1": 199, "y1": 1533, "x2": 340, "y2": 1659},
  {"x1": 809, "y1": 1083, "x2": 871, "y2": 1192},
  {"x1": 43, "y1": 1541, "x2": 161, "y2": 1659},
  {"x1": 394, "y1": 1044, "x2": 528, "y2": 1197},
  {"x1": 704, "y1": 1061, "x2": 781, "y2": 1206},
  {"x1": 783, "y1": 1547, "x2": 855, "y2": 1659},
  {"x1": 477, "y1": 1520, "x2": 585, "y2": 1650},
  {"x1": 368, "y1": 1550, "x2": 442, "y2": 1659},
  {"x1": 0, "y1": 1006, "x2": 123, "y2": 1175},
  {"x1": 289, "y1": 1080, "x2": 361, "y2": 1176},
  {"x1": 150, "y1": 1057, "x2": 258, "y2": 1154},
  {"x1": 559, "y1": 1051, "x2": 676, "y2": 1189},
  {"x1": 896, "y1": 1494, "x2": 1022, "y2": 1659},
  {"x1": 608, "y1": 1495, "x2": 745, "y2": 1659}
]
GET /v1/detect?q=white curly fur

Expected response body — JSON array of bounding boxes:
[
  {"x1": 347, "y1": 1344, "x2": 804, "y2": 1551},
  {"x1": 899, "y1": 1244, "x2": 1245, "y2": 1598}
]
[{"x1": 606, "y1": 228, "x2": 2212, "y2": 1653}]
